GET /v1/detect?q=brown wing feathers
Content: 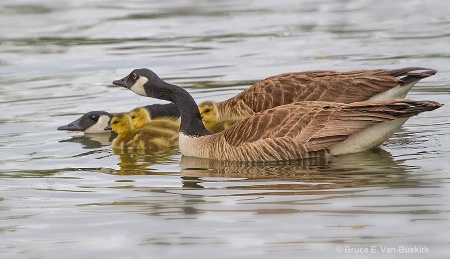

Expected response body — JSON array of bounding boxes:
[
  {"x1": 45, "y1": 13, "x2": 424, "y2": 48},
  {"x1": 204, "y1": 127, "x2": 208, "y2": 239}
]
[
  {"x1": 216, "y1": 67, "x2": 436, "y2": 120},
  {"x1": 221, "y1": 100, "x2": 442, "y2": 157}
]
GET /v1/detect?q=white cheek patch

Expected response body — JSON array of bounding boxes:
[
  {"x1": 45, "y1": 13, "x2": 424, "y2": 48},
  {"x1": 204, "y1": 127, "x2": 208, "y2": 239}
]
[
  {"x1": 85, "y1": 115, "x2": 112, "y2": 133},
  {"x1": 130, "y1": 77, "x2": 149, "y2": 96}
]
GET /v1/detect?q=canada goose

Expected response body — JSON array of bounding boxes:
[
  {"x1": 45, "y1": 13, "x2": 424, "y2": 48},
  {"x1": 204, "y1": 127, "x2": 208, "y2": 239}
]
[
  {"x1": 105, "y1": 113, "x2": 178, "y2": 151},
  {"x1": 57, "y1": 104, "x2": 180, "y2": 133},
  {"x1": 198, "y1": 101, "x2": 245, "y2": 133},
  {"x1": 113, "y1": 68, "x2": 442, "y2": 162},
  {"x1": 128, "y1": 107, "x2": 180, "y2": 132},
  {"x1": 213, "y1": 67, "x2": 437, "y2": 119}
]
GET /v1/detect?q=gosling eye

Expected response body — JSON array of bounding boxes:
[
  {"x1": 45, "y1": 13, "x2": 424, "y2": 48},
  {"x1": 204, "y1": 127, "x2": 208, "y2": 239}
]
[
  {"x1": 204, "y1": 109, "x2": 210, "y2": 113},
  {"x1": 112, "y1": 121, "x2": 119, "y2": 125},
  {"x1": 90, "y1": 115, "x2": 99, "y2": 122},
  {"x1": 130, "y1": 115, "x2": 136, "y2": 119}
]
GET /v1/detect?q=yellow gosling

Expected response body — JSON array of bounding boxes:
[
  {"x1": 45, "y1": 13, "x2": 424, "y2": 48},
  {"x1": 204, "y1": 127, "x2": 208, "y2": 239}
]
[
  {"x1": 198, "y1": 101, "x2": 245, "y2": 133},
  {"x1": 128, "y1": 107, "x2": 179, "y2": 132},
  {"x1": 108, "y1": 113, "x2": 178, "y2": 151}
]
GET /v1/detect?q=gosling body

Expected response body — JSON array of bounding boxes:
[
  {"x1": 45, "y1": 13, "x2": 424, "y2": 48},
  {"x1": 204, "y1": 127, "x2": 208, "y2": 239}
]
[
  {"x1": 128, "y1": 107, "x2": 180, "y2": 132},
  {"x1": 106, "y1": 113, "x2": 178, "y2": 151}
]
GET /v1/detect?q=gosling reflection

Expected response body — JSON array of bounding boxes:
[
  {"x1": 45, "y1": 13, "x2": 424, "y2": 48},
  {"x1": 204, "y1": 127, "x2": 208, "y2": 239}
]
[
  {"x1": 113, "y1": 149, "x2": 179, "y2": 175},
  {"x1": 59, "y1": 132, "x2": 115, "y2": 149},
  {"x1": 180, "y1": 149, "x2": 415, "y2": 191}
]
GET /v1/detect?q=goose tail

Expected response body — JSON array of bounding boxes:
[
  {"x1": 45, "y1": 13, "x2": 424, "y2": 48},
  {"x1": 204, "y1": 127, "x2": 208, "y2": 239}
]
[
  {"x1": 386, "y1": 67, "x2": 437, "y2": 86},
  {"x1": 351, "y1": 99, "x2": 443, "y2": 117},
  {"x1": 369, "y1": 68, "x2": 437, "y2": 101},
  {"x1": 329, "y1": 99, "x2": 443, "y2": 156}
]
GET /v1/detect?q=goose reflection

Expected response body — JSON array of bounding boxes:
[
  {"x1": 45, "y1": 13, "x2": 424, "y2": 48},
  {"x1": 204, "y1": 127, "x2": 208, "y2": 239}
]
[
  {"x1": 180, "y1": 149, "x2": 417, "y2": 192},
  {"x1": 59, "y1": 132, "x2": 115, "y2": 149},
  {"x1": 113, "y1": 149, "x2": 179, "y2": 175}
]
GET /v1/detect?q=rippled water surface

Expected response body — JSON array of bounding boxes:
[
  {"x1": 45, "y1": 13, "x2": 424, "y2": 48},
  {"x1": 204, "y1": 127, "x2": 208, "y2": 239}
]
[{"x1": 1, "y1": 0, "x2": 449, "y2": 258}]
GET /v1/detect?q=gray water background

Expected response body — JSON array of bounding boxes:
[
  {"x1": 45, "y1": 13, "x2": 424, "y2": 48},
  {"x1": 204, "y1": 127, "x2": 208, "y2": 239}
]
[{"x1": 0, "y1": 0, "x2": 449, "y2": 258}]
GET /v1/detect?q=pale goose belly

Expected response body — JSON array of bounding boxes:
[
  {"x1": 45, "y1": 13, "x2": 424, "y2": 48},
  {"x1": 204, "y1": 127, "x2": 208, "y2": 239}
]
[
  {"x1": 179, "y1": 133, "x2": 213, "y2": 158},
  {"x1": 329, "y1": 118, "x2": 408, "y2": 156},
  {"x1": 368, "y1": 80, "x2": 419, "y2": 101}
]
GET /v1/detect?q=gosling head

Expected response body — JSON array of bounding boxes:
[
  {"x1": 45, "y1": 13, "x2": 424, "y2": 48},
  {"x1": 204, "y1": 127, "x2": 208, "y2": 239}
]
[
  {"x1": 105, "y1": 113, "x2": 134, "y2": 134},
  {"x1": 58, "y1": 111, "x2": 113, "y2": 133},
  {"x1": 198, "y1": 101, "x2": 219, "y2": 123},
  {"x1": 113, "y1": 68, "x2": 163, "y2": 97},
  {"x1": 128, "y1": 107, "x2": 152, "y2": 129}
]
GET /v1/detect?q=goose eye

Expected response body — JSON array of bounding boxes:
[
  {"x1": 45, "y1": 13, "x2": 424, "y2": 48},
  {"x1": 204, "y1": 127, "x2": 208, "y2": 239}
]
[
  {"x1": 90, "y1": 115, "x2": 99, "y2": 121},
  {"x1": 132, "y1": 73, "x2": 138, "y2": 80}
]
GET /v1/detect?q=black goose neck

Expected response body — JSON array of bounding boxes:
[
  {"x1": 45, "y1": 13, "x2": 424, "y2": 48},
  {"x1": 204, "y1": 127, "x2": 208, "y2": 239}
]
[{"x1": 144, "y1": 80, "x2": 211, "y2": 137}]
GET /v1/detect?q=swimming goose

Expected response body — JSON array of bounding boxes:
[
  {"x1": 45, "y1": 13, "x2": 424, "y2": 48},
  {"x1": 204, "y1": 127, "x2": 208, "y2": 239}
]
[
  {"x1": 105, "y1": 113, "x2": 178, "y2": 150},
  {"x1": 212, "y1": 67, "x2": 437, "y2": 119},
  {"x1": 128, "y1": 107, "x2": 180, "y2": 132},
  {"x1": 198, "y1": 101, "x2": 245, "y2": 133},
  {"x1": 112, "y1": 68, "x2": 442, "y2": 162},
  {"x1": 117, "y1": 66, "x2": 435, "y2": 121},
  {"x1": 57, "y1": 104, "x2": 180, "y2": 133}
]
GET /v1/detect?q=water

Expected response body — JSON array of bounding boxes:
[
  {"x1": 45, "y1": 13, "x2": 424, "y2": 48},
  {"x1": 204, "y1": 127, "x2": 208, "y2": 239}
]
[{"x1": 1, "y1": 0, "x2": 449, "y2": 258}]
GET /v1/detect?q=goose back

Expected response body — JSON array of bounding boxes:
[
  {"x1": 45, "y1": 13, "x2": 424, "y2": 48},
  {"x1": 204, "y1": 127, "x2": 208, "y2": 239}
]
[{"x1": 216, "y1": 68, "x2": 436, "y2": 119}]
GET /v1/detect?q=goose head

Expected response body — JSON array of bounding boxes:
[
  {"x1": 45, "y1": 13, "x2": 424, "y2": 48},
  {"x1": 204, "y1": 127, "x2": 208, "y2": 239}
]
[
  {"x1": 113, "y1": 68, "x2": 164, "y2": 97},
  {"x1": 58, "y1": 111, "x2": 113, "y2": 133},
  {"x1": 113, "y1": 69, "x2": 211, "y2": 137}
]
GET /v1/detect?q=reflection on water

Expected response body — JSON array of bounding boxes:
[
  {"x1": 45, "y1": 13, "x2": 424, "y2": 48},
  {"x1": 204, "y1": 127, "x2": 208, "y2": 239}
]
[
  {"x1": 112, "y1": 149, "x2": 180, "y2": 175},
  {"x1": 59, "y1": 132, "x2": 115, "y2": 148},
  {"x1": 1, "y1": 0, "x2": 450, "y2": 258},
  {"x1": 180, "y1": 149, "x2": 417, "y2": 192}
]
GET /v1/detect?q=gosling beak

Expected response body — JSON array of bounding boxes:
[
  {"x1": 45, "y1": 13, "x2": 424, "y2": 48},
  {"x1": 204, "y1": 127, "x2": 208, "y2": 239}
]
[
  {"x1": 104, "y1": 124, "x2": 112, "y2": 131},
  {"x1": 57, "y1": 118, "x2": 83, "y2": 131},
  {"x1": 112, "y1": 76, "x2": 127, "y2": 88}
]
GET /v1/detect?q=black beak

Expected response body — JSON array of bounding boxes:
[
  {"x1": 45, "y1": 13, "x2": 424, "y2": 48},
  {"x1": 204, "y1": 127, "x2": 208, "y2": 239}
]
[
  {"x1": 57, "y1": 118, "x2": 84, "y2": 131},
  {"x1": 104, "y1": 124, "x2": 112, "y2": 131},
  {"x1": 113, "y1": 76, "x2": 127, "y2": 88}
]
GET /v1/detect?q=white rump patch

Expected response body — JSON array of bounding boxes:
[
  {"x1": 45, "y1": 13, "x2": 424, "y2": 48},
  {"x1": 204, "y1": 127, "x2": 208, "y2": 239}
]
[
  {"x1": 329, "y1": 118, "x2": 408, "y2": 156},
  {"x1": 130, "y1": 77, "x2": 149, "y2": 96},
  {"x1": 368, "y1": 80, "x2": 419, "y2": 101},
  {"x1": 85, "y1": 115, "x2": 111, "y2": 134}
]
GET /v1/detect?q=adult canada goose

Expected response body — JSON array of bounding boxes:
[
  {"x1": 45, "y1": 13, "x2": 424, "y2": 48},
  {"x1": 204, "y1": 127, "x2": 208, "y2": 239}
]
[
  {"x1": 209, "y1": 67, "x2": 437, "y2": 119},
  {"x1": 198, "y1": 101, "x2": 245, "y2": 133},
  {"x1": 112, "y1": 68, "x2": 442, "y2": 162},
  {"x1": 128, "y1": 107, "x2": 180, "y2": 132},
  {"x1": 57, "y1": 104, "x2": 180, "y2": 133},
  {"x1": 105, "y1": 113, "x2": 178, "y2": 150}
]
